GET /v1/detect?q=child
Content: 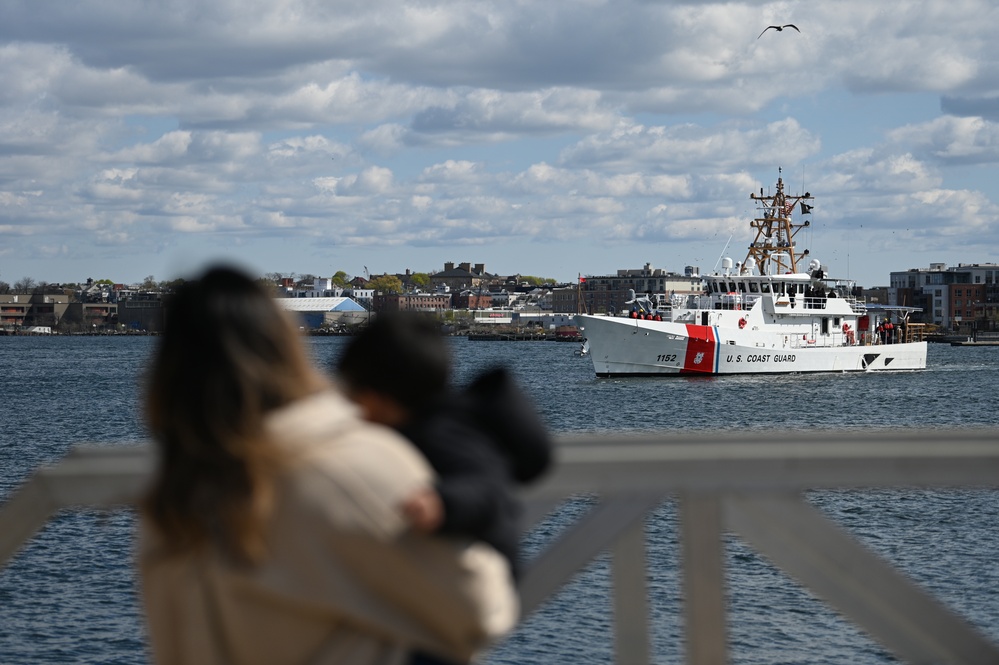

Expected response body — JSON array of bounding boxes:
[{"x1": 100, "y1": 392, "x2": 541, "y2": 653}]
[{"x1": 335, "y1": 312, "x2": 552, "y2": 576}]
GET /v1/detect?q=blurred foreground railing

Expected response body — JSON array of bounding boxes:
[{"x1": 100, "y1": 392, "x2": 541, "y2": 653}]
[{"x1": 3, "y1": 430, "x2": 999, "y2": 664}]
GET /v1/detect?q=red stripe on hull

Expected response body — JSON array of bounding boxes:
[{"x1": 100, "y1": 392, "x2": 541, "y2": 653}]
[{"x1": 681, "y1": 324, "x2": 716, "y2": 374}]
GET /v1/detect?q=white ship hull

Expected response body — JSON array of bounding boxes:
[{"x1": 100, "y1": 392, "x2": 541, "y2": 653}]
[
  {"x1": 575, "y1": 313, "x2": 927, "y2": 376},
  {"x1": 574, "y1": 174, "x2": 929, "y2": 377}
]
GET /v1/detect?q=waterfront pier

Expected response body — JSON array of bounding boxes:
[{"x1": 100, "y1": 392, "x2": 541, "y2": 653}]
[{"x1": 3, "y1": 429, "x2": 999, "y2": 664}]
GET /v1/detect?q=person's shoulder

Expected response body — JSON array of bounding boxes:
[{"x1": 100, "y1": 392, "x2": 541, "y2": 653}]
[
  {"x1": 269, "y1": 391, "x2": 433, "y2": 535},
  {"x1": 268, "y1": 390, "x2": 432, "y2": 482}
]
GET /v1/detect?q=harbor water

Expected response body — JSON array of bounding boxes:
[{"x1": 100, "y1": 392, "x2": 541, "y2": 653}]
[{"x1": 1, "y1": 336, "x2": 998, "y2": 663}]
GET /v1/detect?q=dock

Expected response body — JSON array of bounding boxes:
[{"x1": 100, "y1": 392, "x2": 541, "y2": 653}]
[{"x1": 951, "y1": 333, "x2": 999, "y2": 346}]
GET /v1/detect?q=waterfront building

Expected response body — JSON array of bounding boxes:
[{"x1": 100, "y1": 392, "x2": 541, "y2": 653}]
[
  {"x1": 117, "y1": 293, "x2": 164, "y2": 332},
  {"x1": 0, "y1": 293, "x2": 70, "y2": 331},
  {"x1": 552, "y1": 263, "x2": 702, "y2": 315},
  {"x1": 281, "y1": 276, "x2": 346, "y2": 299},
  {"x1": 63, "y1": 302, "x2": 117, "y2": 331},
  {"x1": 453, "y1": 289, "x2": 492, "y2": 310},
  {"x1": 0, "y1": 295, "x2": 29, "y2": 330},
  {"x1": 861, "y1": 286, "x2": 889, "y2": 306},
  {"x1": 275, "y1": 296, "x2": 367, "y2": 329},
  {"x1": 344, "y1": 287, "x2": 374, "y2": 311},
  {"x1": 890, "y1": 263, "x2": 999, "y2": 331},
  {"x1": 373, "y1": 291, "x2": 453, "y2": 313}
]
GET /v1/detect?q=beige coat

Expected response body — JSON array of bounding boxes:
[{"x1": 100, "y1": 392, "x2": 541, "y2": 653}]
[{"x1": 139, "y1": 390, "x2": 518, "y2": 665}]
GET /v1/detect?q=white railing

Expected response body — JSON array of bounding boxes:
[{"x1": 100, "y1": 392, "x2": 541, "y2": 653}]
[{"x1": 3, "y1": 429, "x2": 999, "y2": 664}]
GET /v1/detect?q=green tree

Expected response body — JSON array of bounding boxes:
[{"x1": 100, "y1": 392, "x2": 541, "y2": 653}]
[
  {"x1": 331, "y1": 270, "x2": 350, "y2": 287},
  {"x1": 368, "y1": 275, "x2": 404, "y2": 294},
  {"x1": 520, "y1": 275, "x2": 556, "y2": 287},
  {"x1": 160, "y1": 278, "x2": 187, "y2": 293},
  {"x1": 410, "y1": 272, "x2": 430, "y2": 289}
]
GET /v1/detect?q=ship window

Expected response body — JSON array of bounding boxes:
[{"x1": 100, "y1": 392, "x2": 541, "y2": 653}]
[
  {"x1": 761, "y1": 283, "x2": 771, "y2": 293},
  {"x1": 728, "y1": 281, "x2": 737, "y2": 292},
  {"x1": 749, "y1": 282, "x2": 759, "y2": 293},
  {"x1": 738, "y1": 282, "x2": 747, "y2": 293}
]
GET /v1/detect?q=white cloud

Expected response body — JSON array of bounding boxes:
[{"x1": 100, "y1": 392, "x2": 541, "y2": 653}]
[
  {"x1": 888, "y1": 116, "x2": 999, "y2": 164},
  {"x1": 0, "y1": 0, "x2": 998, "y2": 286}
]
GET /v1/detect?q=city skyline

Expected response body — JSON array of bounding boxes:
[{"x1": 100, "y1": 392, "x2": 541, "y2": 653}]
[{"x1": 2, "y1": 2, "x2": 998, "y2": 288}]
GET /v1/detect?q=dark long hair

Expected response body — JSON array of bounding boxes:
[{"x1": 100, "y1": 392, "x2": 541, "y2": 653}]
[{"x1": 143, "y1": 266, "x2": 325, "y2": 563}]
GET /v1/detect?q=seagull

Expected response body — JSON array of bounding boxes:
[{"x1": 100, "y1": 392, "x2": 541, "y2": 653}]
[{"x1": 758, "y1": 24, "x2": 800, "y2": 39}]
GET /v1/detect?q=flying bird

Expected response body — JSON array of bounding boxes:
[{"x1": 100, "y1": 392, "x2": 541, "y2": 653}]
[{"x1": 758, "y1": 24, "x2": 800, "y2": 39}]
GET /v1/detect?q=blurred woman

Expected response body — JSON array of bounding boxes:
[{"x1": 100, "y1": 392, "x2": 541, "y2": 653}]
[{"x1": 139, "y1": 266, "x2": 517, "y2": 665}]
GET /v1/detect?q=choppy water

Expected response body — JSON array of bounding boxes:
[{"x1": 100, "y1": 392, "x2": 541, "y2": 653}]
[{"x1": 1, "y1": 337, "x2": 998, "y2": 663}]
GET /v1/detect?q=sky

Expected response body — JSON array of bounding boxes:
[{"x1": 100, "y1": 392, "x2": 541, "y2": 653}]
[{"x1": 2, "y1": 1, "x2": 998, "y2": 288}]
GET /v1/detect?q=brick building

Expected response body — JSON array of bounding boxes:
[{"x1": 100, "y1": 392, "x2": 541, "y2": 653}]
[
  {"x1": 890, "y1": 263, "x2": 999, "y2": 331},
  {"x1": 552, "y1": 264, "x2": 702, "y2": 315}
]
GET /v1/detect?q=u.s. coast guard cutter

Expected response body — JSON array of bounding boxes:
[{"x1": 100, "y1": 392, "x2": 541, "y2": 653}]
[{"x1": 575, "y1": 176, "x2": 927, "y2": 376}]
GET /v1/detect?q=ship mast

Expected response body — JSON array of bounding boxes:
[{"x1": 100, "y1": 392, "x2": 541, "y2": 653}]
[{"x1": 746, "y1": 174, "x2": 814, "y2": 275}]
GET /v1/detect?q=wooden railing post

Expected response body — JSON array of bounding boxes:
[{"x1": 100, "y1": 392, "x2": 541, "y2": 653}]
[
  {"x1": 611, "y1": 514, "x2": 652, "y2": 665},
  {"x1": 680, "y1": 492, "x2": 727, "y2": 665}
]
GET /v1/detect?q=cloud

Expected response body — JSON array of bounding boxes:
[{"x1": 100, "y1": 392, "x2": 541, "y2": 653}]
[
  {"x1": 888, "y1": 116, "x2": 999, "y2": 165},
  {"x1": 561, "y1": 118, "x2": 820, "y2": 172},
  {"x1": 942, "y1": 95, "x2": 999, "y2": 121},
  {"x1": 1, "y1": 0, "x2": 999, "y2": 286}
]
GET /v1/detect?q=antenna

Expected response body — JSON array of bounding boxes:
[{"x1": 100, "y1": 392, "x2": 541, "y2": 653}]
[{"x1": 713, "y1": 235, "x2": 734, "y2": 272}]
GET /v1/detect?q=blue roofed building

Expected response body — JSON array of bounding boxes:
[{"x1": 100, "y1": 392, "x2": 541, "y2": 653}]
[{"x1": 275, "y1": 296, "x2": 367, "y2": 329}]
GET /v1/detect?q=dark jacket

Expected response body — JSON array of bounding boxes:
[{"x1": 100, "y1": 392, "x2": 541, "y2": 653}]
[{"x1": 398, "y1": 368, "x2": 552, "y2": 576}]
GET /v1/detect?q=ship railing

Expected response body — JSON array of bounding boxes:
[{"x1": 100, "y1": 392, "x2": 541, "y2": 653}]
[
  {"x1": 3, "y1": 430, "x2": 999, "y2": 664},
  {"x1": 787, "y1": 333, "x2": 852, "y2": 348},
  {"x1": 792, "y1": 295, "x2": 865, "y2": 312},
  {"x1": 848, "y1": 296, "x2": 868, "y2": 315}
]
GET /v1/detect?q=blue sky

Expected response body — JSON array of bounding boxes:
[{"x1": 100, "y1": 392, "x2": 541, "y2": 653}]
[{"x1": 1, "y1": 1, "x2": 998, "y2": 288}]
